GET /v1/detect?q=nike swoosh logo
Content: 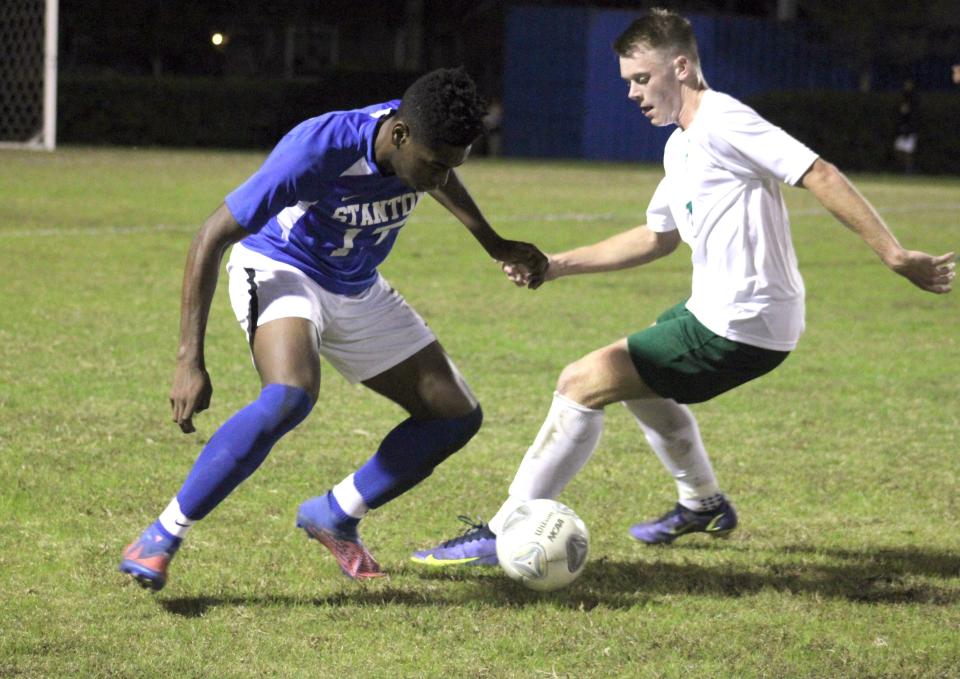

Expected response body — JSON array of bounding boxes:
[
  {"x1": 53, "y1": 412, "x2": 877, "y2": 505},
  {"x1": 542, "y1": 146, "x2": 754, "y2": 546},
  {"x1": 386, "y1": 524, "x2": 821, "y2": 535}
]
[
  {"x1": 341, "y1": 194, "x2": 362, "y2": 201},
  {"x1": 668, "y1": 523, "x2": 697, "y2": 536},
  {"x1": 705, "y1": 514, "x2": 727, "y2": 531},
  {"x1": 174, "y1": 520, "x2": 192, "y2": 527},
  {"x1": 410, "y1": 554, "x2": 483, "y2": 567},
  {"x1": 667, "y1": 512, "x2": 727, "y2": 536}
]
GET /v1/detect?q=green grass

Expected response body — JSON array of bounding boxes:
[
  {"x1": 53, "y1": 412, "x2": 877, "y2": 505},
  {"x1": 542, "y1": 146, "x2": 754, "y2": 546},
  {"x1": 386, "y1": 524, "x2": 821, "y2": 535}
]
[{"x1": 1, "y1": 147, "x2": 958, "y2": 678}]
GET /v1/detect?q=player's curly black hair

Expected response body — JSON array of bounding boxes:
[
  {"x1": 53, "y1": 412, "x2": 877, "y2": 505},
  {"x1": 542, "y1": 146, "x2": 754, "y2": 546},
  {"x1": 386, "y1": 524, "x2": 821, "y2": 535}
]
[{"x1": 398, "y1": 67, "x2": 488, "y2": 148}]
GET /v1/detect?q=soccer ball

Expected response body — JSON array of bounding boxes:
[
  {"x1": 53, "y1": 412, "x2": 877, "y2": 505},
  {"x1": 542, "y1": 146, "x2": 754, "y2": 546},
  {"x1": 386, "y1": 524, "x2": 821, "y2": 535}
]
[{"x1": 496, "y1": 499, "x2": 590, "y2": 592}]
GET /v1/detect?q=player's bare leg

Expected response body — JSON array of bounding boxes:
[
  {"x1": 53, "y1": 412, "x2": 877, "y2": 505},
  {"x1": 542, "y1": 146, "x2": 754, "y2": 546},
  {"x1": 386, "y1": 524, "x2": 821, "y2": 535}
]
[
  {"x1": 362, "y1": 340, "x2": 478, "y2": 420},
  {"x1": 250, "y1": 316, "x2": 321, "y2": 401}
]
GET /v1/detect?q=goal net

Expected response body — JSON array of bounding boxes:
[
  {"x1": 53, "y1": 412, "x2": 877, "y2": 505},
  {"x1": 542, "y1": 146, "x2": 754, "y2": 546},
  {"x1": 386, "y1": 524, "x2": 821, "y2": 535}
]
[{"x1": 0, "y1": 0, "x2": 57, "y2": 150}]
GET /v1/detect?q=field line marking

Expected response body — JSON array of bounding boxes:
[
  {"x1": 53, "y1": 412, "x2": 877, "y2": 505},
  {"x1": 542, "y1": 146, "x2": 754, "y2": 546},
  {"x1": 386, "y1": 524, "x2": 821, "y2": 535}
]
[
  {"x1": 1, "y1": 203, "x2": 957, "y2": 239},
  {"x1": 0, "y1": 223, "x2": 196, "y2": 238}
]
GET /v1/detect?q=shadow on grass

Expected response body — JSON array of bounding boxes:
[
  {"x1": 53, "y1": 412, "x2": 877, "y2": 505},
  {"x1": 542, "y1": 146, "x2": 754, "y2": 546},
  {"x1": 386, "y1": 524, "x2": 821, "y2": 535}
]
[{"x1": 159, "y1": 542, "x2": 959, "y2": 616}]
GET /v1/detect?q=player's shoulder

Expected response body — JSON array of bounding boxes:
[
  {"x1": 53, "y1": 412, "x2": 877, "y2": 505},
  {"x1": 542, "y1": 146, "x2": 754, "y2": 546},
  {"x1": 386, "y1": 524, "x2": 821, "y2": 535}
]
[
  {"x1": 354, "y1": 99, "x2": 402, "y2": 119},
  {"x1": 692, "y1": 90, "x2": 777, "y2": 153},
  {"x1": 698, "y1": 91, "x2": 766, "y2": 128},
  {"x1": 282, "y1": 100, "x2": 401, "y2": 159}
]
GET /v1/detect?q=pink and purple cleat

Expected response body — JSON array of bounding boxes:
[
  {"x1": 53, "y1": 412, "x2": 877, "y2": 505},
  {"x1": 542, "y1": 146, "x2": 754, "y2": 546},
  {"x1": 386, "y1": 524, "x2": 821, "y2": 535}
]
[{"x1": 296, "y1": 496, "x2": 385, "y2": 580}]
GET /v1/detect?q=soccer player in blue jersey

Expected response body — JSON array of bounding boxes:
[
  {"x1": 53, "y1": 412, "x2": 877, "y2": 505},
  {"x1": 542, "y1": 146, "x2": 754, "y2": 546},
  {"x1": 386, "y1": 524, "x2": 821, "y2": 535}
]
[
  {"x1": 412, "y1": 10, "x2": 955, "y2": 568},
  {"x1": 119, "y1": 67, "x2": 547, "y2": 590}
]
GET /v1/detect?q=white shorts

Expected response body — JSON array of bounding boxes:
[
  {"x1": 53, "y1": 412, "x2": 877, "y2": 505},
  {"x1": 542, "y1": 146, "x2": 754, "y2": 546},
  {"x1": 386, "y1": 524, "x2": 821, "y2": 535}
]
[{"x1": 226, "y1": 243, "x2": 436, "y2": 383}]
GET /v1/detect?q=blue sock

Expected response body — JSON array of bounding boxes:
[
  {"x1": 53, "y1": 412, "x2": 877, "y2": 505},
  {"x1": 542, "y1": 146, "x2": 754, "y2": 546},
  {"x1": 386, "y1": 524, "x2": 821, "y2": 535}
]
[
  {"x1": 176, "y1": 384, "x2": 313, "y2": 520},
  {"x1": 352, "y1": 405, "x2": 482, "y2": 510},
  {"x1": 149, "y1": 520, "x2": 180, "y2": 545},
  {"x1": 326, "y1": 493, "x2": 360, "y2": 530}
]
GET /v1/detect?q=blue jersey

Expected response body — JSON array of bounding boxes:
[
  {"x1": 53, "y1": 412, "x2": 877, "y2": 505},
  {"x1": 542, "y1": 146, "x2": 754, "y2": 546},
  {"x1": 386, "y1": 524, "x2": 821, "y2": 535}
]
[{"x1": 226, "y1": 100, "x2": 421, "y2": 295}]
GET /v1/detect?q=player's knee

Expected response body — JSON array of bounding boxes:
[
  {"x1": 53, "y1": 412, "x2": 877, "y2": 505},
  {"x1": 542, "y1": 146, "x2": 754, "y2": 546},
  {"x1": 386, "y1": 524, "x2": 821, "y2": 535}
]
[
  {"x1": 418, "y1": 374, "x2": 478, "y2": 419},
  {"x1": 556, "y1": 359, "x2": 594, "y2": 402},
  {"x1": 459, "y1": 403, "x2": 483, "y2": 441},
  {"x1": 211, "y1": 384, "x2": 313, "y2": 477},
  {"x1": 259, "y1": 383, "x2": 314, "y2": 433},
  {"x1": 443, "y1": 404, "x2": 483, "y2": 453},
  {"x1": 424, "y1": 404, "x2": 483, "y2": 467},
  {"x1": 444, "y1": 403, "x2": 484, "y2": 448}
]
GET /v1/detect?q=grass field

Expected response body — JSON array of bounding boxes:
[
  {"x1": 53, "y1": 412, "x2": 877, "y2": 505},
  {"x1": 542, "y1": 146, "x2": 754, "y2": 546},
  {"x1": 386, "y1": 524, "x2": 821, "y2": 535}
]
[{"x1": 1, "y1": 147, "x2": 958, "y2": 678}]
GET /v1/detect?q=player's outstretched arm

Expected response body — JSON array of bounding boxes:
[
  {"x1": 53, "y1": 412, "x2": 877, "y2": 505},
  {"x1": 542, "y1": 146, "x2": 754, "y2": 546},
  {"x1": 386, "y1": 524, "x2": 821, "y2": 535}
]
[
  {"x1": 429, "y1": 170, "x2": 548, "y2": 288},
  {"x1": 170, "y1": 203, "x2": 249, "y2": 433},
  {"x1": 801, "y1": 158, "x2": 955, "y2": 294},
  {"x1": 509, "y1": 225, "x2": 681, "y2": 286}
]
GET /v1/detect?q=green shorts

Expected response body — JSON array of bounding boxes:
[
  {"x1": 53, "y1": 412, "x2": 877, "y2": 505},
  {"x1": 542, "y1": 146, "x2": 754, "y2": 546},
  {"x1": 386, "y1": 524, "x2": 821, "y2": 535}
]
[{"x1": 626, "y1": 302, "x2": 790, "y2": 404}]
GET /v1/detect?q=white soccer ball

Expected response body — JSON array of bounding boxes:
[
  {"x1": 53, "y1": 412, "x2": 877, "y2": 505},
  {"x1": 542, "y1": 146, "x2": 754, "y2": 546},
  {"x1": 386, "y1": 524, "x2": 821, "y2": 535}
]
[{"x1": 495, "y1": 499, "x2": 590, "y2": 592}]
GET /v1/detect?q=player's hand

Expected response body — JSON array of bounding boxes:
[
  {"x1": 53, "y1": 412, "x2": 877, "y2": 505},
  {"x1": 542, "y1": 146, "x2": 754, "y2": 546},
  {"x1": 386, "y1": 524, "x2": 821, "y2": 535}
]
[
  {"x1": 503, "y1": 254, "x2": 560, "y2": 288},
  {"x1": 170, "y1": 363, "x2": 212, "y2": 433},
  {"x1": 889, "y1": 250, "x2": 956, "y2": 293},
  {"x1": 502, "y1": 262, "x2": 529, "y2": 286},
  {"x1": 492, "y1": 240, "x2": 548, "y2": 289}
]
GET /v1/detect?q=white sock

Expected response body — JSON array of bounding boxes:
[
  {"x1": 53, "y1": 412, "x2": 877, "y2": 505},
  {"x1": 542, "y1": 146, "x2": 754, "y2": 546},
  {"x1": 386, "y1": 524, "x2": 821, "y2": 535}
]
[
  {"x1": 489, "y1": 392, "x2": 603, "y2": 534},
  {"x1": 622, "y1": 398, "x2": 723, "y2": 512},
  {"x1": 158, "y1": 497, "x2": 194, "y2": 539},
  {"x1": 331, "y1": 473, "x2": 368, "y2": 519}
]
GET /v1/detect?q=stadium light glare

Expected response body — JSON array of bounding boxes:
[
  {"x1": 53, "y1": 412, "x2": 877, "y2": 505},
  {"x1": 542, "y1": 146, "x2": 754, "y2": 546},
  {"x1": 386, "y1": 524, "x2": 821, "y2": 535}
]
[{"x1": 211, "y1": 32, "x2": 225, "y2": 46}]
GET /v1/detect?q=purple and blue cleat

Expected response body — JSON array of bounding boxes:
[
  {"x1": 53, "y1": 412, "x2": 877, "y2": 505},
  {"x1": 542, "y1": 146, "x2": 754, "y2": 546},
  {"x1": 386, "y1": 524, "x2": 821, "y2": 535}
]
[
  {"x1": 119, "y1": 521, "x2": 182, "y2": 591},
  {"x1": 629, "y1": 499, "x2": 738, "y2": 545},
  {"x1": 410, "y1": 516, "x2": 499, "y2": 567},
  {"x1": 296, "y1": 495, "x2": 385, "y2": 580}
]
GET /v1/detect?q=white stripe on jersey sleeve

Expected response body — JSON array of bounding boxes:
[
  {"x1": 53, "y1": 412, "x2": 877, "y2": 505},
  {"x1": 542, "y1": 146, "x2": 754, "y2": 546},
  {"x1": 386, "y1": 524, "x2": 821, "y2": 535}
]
[
  {"x1": 339, "y1": 156, "x2": 375, "y2": 177},
  {"x1": 276, "y1": 200, "x2": 317, "y2": 241}
]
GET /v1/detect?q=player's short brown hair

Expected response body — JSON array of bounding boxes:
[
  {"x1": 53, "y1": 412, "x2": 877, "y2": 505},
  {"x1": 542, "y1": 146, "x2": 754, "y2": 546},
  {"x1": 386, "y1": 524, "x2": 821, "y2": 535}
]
[{"x1": 613, "y1": 8, "x2": 700, "y2": 63}]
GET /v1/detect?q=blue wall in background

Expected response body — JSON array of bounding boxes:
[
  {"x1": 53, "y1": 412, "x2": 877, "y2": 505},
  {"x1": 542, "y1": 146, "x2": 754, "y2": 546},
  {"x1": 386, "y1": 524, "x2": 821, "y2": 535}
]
[
  {"x1": 502, "y1": 6, "x2": 591, "y2": 158},
  {"x1": 503, "y1": 6, "x2": 860, "y2": 162},
  {"x1": 581, "y1": 9, "x2": 672, "y2": 162}
]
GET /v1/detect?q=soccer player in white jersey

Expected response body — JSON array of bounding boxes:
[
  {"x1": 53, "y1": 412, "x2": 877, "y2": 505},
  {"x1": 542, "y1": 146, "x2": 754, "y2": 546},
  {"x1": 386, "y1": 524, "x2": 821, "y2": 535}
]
[
  {"x1": 119, "y1": 67, "x2": 547, "y2": 590},
  {"x1": 412, "y1": 9, "x2": 955, "y2": 567}
]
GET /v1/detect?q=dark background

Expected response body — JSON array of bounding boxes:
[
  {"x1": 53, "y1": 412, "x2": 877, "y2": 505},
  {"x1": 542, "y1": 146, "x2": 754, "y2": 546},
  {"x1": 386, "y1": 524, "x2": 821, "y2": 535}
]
[{"x1": 49, "y1": 0, "x2": 960, "y2": 172}]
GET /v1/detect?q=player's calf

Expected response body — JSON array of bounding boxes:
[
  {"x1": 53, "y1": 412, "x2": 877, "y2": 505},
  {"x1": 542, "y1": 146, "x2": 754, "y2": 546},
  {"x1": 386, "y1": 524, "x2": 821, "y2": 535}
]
[
  {"x1": 351, "y1": 405, "x2": 483, "y2": 509},
  {"x1": 119, "y1": 384, "x2": 313, "y2": 591}
]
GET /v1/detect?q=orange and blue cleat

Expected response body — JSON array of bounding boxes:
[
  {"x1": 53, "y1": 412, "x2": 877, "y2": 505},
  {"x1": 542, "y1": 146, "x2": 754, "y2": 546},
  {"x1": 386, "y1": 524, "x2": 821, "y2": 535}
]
[{"x1": 118, "y1": 521, "x2": 181, "y2": 591}]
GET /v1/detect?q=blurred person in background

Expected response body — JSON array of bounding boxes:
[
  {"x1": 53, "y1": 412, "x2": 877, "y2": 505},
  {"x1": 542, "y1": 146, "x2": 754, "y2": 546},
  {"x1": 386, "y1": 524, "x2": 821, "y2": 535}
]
[{"x1": 893, "y1": 78, "x2": 919, "y2": 174}]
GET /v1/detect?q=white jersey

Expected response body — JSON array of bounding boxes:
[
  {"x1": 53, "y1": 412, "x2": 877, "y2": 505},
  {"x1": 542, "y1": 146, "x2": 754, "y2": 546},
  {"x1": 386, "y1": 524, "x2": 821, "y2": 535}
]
[{"x1": 646, "y1": 90, "x2": 818, "y2": 351}]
